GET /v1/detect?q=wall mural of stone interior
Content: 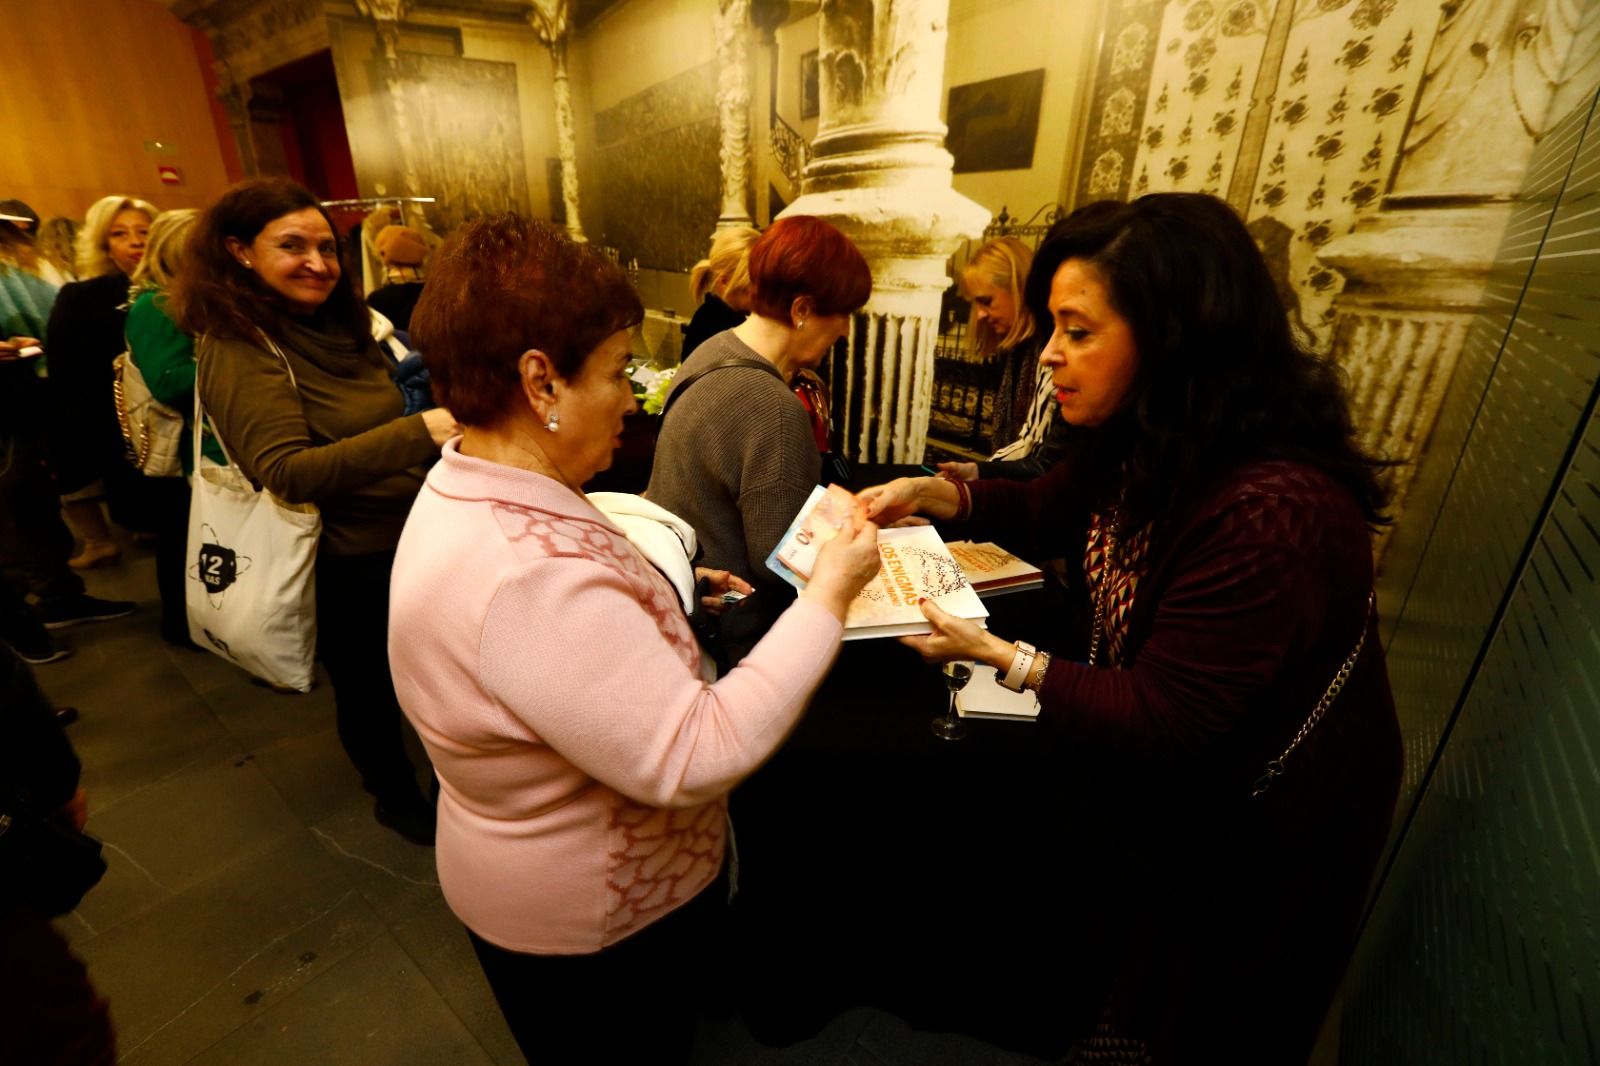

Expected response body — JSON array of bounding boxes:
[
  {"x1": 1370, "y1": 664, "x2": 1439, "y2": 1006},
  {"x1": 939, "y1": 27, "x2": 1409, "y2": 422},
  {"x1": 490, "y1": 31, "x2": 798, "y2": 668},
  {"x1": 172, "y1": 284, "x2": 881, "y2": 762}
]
[
  {"x1": 381, "y1": 52, "x2": 531, "y2": 235},
  {"x1": 593, "y1": 62, "x2": 722, "y2": 273},
  {"x1": 1078, "y1": 0, "x2": 1439, "y2": 354}
]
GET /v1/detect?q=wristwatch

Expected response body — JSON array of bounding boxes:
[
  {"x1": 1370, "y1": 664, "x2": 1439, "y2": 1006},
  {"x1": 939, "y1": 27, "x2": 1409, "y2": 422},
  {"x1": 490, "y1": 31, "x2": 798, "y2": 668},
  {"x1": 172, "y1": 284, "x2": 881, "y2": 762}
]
[{"x1": 998, "y1": 641, "x2": 1037, "y2": 692}]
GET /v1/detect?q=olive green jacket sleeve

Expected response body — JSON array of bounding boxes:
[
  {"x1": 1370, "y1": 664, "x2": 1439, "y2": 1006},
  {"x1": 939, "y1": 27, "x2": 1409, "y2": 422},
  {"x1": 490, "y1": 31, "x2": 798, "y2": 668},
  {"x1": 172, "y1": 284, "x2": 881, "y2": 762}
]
[{"x1": 196, "y1": 332, "x2": 435, "y2": 506}]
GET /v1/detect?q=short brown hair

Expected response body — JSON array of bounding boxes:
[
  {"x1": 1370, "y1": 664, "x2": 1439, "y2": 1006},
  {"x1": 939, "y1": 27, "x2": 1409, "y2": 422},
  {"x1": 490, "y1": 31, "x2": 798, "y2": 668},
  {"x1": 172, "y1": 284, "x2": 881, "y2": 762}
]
[
  {"x1": 410, "y1": 214, "x2": 644, "y2": 428},
  {"x1": 748, "y1": 215, "x2": 871, "y2": 322}
]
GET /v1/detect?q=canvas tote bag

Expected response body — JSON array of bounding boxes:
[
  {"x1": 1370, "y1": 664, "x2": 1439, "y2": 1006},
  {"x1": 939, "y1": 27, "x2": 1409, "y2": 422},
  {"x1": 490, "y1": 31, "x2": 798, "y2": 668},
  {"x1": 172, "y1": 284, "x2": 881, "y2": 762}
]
[{"x1": 186, "y1": 337, "x2": 321, "y2": 692}]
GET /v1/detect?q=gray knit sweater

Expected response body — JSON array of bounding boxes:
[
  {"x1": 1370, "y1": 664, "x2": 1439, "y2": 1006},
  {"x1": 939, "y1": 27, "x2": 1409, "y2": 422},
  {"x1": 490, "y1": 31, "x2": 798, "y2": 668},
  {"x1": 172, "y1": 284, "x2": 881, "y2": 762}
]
[{"x1": 646, "y1": 330, "x2": 821, "y2": 591}]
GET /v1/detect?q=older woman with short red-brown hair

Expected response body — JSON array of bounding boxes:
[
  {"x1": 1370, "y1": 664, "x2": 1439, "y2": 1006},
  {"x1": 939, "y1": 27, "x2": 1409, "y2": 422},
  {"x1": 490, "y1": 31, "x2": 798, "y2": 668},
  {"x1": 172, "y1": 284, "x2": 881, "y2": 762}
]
[
  {"x1": 388, "y1": 214, "x2": 881, "y2": 1064},
  {"x1": 647, "y1": 214, "x2": 872, "y2": 665}
]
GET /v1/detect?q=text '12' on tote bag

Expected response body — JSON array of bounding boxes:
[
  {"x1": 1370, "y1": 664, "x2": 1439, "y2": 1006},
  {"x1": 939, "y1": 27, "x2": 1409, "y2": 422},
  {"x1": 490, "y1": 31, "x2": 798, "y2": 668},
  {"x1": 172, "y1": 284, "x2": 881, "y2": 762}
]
[{"x1": 186, "y1": 337, "x2": 321, "y2": 692}]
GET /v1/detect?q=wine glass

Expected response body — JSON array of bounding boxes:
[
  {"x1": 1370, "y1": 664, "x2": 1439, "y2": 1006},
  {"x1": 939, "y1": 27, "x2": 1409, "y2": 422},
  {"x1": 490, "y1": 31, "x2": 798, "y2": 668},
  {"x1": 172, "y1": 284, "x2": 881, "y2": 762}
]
[{"x1": 932, "y1": 660, "x2": 972, "y2": 740}]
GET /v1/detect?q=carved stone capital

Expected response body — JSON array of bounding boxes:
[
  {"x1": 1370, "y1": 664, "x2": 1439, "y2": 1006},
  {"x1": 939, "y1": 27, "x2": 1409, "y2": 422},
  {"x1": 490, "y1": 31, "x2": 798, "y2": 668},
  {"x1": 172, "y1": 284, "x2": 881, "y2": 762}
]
[{"x1": 526, "y1": 0, "x2": 573, "y2": 46}]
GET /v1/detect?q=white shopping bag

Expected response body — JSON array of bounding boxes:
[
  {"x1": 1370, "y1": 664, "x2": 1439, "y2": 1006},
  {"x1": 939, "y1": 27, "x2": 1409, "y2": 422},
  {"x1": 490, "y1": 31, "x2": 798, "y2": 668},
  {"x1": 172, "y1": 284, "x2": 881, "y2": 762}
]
[{"x1": 186, "y1": 346, "x2": 321, "y2": 692}]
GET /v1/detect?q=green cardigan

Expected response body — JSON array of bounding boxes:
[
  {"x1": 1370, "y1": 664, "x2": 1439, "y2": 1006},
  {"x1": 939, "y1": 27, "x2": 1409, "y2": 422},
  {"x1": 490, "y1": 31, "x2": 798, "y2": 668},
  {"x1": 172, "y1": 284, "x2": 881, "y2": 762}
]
[{"x1": 125, "y1": 288, "x2": 224, "y2": 474}]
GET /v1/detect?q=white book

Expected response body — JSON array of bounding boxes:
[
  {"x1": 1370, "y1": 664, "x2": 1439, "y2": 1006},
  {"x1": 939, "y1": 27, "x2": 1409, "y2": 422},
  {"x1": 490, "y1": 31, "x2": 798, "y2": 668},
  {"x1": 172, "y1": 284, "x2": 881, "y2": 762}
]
[
  {"x1": 955, "y1": 664, "x2": 1041, "y2": 721},
  {"x1": 838, "y1": 526, "x2": 989, "y2": 641},
  {"x1": 767, "y1": 497, "x2": 990, "y2": 640}
]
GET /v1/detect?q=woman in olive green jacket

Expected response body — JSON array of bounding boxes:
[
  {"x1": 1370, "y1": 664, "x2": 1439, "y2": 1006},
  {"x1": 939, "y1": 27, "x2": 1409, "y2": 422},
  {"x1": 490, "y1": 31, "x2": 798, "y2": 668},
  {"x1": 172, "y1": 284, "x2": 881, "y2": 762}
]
[{"x1": 124, "y1": 210, "x2": 212, "y2": 647}]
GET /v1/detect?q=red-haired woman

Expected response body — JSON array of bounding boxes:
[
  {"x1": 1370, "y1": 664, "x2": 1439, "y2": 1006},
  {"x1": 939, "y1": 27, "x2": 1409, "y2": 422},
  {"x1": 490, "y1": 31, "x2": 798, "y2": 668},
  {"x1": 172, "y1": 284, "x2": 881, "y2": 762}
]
[
  {"x1": 389, "y1": 214, "x2": 882, "y2": 1063},
  {"x1": 172, "y1": 178, "x2": 457, "y2": 845},
  {"x1": 647, "y1": 214, "x2": 871, "y2": 665}
]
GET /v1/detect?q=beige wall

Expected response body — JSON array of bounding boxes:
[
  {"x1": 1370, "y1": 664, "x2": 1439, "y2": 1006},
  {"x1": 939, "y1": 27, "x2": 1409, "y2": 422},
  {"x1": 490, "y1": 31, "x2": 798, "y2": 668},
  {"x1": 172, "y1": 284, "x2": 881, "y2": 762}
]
[
  {"x1": 582, "y1": 0, "x2": 718, "y2": 113},
  {"x1": 0, "y1": 0, "x2": 232, "y2": 220},
  {"x1": 945, "y1": 0, "x2": 1098, "y2": 220}
]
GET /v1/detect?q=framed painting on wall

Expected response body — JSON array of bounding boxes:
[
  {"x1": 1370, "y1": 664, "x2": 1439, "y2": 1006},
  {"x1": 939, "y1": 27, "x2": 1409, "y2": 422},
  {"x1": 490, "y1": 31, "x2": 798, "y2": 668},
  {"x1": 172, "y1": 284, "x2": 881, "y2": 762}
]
[
  {"x1": 946, "y1": 69, "x2": 1046, "y2": 174},
  {"x1": 800, "y1": 50, "x2": 819, "y2": 120}
]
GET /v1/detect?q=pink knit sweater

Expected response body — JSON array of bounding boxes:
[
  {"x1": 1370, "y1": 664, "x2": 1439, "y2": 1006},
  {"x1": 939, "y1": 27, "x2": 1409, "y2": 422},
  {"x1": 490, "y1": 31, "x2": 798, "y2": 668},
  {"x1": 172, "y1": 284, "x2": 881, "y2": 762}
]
[{"x1": 388, "y1": 441, "x2": 842, "y2": 954}]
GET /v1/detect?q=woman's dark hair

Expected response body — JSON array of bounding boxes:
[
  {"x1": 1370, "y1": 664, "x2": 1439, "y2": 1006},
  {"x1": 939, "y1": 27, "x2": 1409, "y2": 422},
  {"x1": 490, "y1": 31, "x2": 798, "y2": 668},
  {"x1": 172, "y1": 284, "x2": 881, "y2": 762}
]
[
  {"x1": 1025, "y1": 193, "x2": 1391, "y2": 540},
  {"x1": 171, "y1": 178, "x2": 368, "y2": 344},
  {"x1": 410, "y1": 214, "x2": 644, "y2": 427}
]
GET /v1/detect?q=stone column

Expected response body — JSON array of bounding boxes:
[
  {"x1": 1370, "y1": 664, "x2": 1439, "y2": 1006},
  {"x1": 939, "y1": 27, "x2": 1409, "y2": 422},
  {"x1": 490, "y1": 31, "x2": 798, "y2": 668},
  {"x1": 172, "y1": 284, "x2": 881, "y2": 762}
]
[
  {"x1": 714, "y1": 0, "x2": 754, "y2": 232},
  {"x1": 779, "y1": 0, "x2": 988, "y2": 463},
  {"x1": 529, "y1": 0, "x2": 587, "y2": 243},
  {"x1": 215, "y1": 71, "x2": 261, "y2": 178},
  {"x1": 1318, "y1": 0, "x2": 1599, "y2": 523},
  {"x1": 356, "y1": 0, "x2": 425, "y2": 200}
]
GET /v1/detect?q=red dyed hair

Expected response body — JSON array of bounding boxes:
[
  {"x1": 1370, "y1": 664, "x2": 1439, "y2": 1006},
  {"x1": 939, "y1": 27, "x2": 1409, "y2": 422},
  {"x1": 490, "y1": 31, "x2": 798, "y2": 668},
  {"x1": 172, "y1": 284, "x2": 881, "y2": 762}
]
[
  {"x1": 410, "y1": 214, "x2": 643, "y2": 428},
  {"x1": 747, "y1": 215, "x2": 872, "y2": 322}
]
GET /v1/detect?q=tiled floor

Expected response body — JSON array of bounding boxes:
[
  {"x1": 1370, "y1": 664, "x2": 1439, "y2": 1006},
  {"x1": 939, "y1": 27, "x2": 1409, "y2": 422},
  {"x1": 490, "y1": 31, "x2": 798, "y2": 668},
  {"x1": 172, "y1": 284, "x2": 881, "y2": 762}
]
[{"x1": 37, "y1": 544, "x2": 1055, "y2": 1065}]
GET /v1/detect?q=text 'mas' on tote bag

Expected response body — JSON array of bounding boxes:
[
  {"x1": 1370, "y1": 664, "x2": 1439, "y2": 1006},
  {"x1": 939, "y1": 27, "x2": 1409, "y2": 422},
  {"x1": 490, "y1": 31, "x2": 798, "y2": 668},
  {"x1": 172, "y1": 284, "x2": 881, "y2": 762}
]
[{"x1": 186, "y1": 336, "x2": 321, "y2": 692}]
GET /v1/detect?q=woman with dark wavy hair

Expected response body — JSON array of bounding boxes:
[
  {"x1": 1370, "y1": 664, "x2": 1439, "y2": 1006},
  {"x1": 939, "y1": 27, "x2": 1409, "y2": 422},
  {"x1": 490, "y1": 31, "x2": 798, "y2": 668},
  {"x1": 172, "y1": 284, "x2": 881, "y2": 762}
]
[
  {"x1": 173, "y1": 178, "x2": 457, "y2": 845},
  {"x1": 861, "y1": 193, "x2": 1402, "y2": 1064}
]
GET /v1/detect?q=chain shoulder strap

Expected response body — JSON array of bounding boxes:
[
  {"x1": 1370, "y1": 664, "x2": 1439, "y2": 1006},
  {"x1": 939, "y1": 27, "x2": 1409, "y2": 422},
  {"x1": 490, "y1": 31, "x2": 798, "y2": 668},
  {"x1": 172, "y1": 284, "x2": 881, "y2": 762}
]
[
  {"x1": 112, "y1": 353, "x2": 152, "y2": 469},
  {"x1": 1251, "y1": 590, "x2": 1375, "y2": 798}
]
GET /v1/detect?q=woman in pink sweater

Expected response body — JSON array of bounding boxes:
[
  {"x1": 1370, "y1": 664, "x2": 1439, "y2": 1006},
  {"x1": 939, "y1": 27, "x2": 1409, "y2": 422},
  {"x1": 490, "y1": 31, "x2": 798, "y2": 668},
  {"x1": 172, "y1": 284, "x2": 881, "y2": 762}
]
[{"x1": 389, "y1": 215, "x2": 881, "y2": 1063}]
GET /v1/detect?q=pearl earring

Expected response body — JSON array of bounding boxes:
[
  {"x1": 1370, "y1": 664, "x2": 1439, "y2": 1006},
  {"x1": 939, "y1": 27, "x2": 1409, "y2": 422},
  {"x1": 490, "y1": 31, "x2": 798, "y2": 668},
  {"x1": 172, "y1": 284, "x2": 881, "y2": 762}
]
[{"x1": 545, "y1": 411, "x2": 560, "y2": 432}]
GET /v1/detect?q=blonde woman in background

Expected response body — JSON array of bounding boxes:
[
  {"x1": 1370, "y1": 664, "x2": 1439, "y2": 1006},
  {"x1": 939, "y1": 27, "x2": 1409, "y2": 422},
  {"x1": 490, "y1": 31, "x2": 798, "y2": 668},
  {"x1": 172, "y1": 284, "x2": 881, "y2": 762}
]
[
  {"x1": 936, "y1": 235, "x2": 1079, "y2": 483},
  {"x1": 44, "y1": 195, "x2": 158, "y2": 573},
  {"x1": 681, "y1": 225, "x2": 759, "y2": 361},
  {"x1": 126, "y1": 209, "x2": 212, "y2": 647}
]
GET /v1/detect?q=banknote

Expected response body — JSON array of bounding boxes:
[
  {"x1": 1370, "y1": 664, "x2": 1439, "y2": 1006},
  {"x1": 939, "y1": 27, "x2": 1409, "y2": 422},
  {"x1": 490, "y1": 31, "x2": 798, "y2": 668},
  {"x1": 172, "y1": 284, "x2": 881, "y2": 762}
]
[{"x1": 771, "y1": 483, "x2": 865, "y2": 582}]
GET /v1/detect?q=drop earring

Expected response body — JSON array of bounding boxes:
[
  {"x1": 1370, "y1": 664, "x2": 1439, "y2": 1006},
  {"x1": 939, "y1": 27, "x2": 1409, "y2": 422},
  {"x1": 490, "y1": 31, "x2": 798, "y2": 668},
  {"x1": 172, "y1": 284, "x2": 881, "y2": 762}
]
[{"x1": 545, "y1": 411, "x2": 560, "y2": 432}]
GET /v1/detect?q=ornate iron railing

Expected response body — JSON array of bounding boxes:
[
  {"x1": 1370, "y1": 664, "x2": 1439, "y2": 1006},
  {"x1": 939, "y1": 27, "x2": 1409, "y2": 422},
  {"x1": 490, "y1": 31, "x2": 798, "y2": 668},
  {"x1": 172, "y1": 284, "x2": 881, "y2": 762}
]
[{"x1": 770, "y1": 113, "x2": 813, "y2": 189}]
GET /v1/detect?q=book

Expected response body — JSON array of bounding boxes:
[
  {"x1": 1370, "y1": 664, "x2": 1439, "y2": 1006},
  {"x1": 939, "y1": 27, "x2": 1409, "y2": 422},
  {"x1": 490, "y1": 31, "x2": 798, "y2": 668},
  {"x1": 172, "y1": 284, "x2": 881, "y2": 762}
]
[
  {"x1": 838, "y1": 525, "x2": 990, "y2": 640},
  {"x1": 946, "y1": 540, "x2": 1045, "y2": 597},
  {"x1": 955, "y1": 664, "x2": 1041, "y2": 721},
  {"x1": 766, "y1": 491, "x2": 990, "y2": 640}
]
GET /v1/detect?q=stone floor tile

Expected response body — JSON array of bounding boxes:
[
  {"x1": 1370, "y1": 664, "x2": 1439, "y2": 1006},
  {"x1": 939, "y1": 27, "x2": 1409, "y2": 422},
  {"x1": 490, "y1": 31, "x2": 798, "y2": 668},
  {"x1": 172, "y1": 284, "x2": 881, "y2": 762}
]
[
  {"x1": 76, "y1": 832, "x2": 389, "y2": 1065},
  {"x1": 307, "y1": 793, "x2": 441, "y2": 927},
  {"x1": 389, "y1": 896, "x2": 524, "y2": 1066},
  {"x1": 70, "y1": 753, "x2": 303, "y2": 938},
  {"x1": 181, "y1": 935, "x2": 497, "y2": 1066}
]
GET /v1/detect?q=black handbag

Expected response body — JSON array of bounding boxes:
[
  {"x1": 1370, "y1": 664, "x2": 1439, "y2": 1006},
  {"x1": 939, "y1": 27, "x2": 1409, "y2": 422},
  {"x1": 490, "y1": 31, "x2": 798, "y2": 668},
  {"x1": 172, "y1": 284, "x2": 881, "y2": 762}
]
[{"x1": 0, "y1": 792, "x2": 107, "y2": 917}]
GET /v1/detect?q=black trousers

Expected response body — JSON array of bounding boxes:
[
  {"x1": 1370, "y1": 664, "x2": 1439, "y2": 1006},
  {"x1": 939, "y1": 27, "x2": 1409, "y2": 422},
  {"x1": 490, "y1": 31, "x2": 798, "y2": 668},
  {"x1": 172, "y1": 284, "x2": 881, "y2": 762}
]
[
  {"x1": 0, "y1": 435, "x2": 84, "y2": 607},
  {"x1": 147, "y1": 476, "x2": 190, "y2": 643},
  {"x1": 313, "y1": 550, "x2": 425, "y2": 803},
  {"x1": 467, "y1": 873, "x2": 728, "y2": 1065}
]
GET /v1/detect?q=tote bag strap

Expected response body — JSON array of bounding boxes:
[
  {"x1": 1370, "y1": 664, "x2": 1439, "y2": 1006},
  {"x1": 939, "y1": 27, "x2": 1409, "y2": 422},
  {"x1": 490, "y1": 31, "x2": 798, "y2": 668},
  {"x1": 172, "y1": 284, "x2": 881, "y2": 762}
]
[{"x1": 193, "y1": 331, "x2": 302, "y2": 473}]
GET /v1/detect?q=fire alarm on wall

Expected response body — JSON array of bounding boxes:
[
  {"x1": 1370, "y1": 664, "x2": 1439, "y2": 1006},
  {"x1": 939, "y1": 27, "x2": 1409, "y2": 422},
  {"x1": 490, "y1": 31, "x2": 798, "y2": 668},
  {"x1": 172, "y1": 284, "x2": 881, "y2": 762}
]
[{"x1": 158, "y1": 165, "x2": 182, "y2": 185}]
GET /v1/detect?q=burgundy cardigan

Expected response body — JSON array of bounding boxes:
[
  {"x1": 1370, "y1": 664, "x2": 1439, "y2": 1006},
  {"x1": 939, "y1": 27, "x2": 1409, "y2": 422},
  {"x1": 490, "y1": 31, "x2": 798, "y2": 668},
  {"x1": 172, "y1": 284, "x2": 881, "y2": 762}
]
[{"x1": 963, "y1": 458, "x2": 1402, "y2": 1065}]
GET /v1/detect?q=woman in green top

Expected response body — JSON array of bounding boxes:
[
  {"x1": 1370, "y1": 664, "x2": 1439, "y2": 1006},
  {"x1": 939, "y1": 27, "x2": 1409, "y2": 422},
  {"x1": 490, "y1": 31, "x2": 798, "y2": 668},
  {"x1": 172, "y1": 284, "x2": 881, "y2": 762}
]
[{"x1": 125, "y1": 209, "x2": 208, "y2": 648}]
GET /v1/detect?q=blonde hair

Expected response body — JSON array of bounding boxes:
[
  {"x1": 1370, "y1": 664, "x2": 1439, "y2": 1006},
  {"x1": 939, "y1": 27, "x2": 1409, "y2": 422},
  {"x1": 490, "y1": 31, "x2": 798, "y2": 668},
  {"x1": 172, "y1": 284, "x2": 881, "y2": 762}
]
[
  {"x1": 689, "y1": 226, "x2": 760, "y2": 304},
  {"x1": 963, "y1": 236, "x2": 1035, "y2": 359},
  {"x1": 37, "y1": 218, "x2": 79, "y2": 280},
  {"x1": 130, "y1": 208, "x2": 198, "y2": 292},
  {"x1": 76, "y1": 195, "x2": 158, "y2": 278}
]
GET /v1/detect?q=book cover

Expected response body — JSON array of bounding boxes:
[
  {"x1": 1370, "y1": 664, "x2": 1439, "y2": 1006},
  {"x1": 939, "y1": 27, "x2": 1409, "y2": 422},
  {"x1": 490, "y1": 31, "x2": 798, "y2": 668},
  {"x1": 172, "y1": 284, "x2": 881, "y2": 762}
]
[
  {"x1": 840, "y1": 526, "x2": 989, "y2": 641},
  {"x1": 946, "y1": 540, "x2": 1045, "y2": 597}
]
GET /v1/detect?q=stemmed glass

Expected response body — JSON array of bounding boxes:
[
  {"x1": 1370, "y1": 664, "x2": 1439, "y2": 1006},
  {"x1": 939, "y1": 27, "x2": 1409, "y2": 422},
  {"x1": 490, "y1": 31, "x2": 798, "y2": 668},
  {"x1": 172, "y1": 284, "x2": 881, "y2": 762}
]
[{"x1": 932, "y1": 660, "x2": 972, "y2": 740}]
